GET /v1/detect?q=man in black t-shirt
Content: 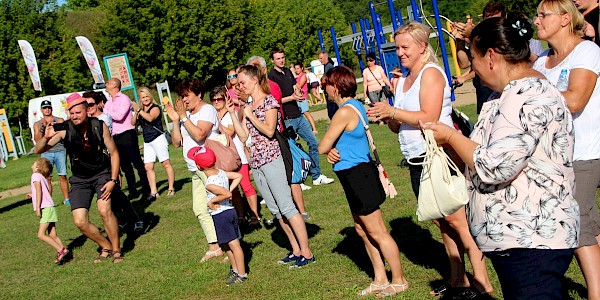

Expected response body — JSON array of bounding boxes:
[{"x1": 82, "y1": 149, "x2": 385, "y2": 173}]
[
  {"x1": 268, "y1": 48, "x2": 334, "y2": 187},
  {"x1": 35, "y1": 93, "x2": 123, "y2": 263},
  {"x1": 318, "y1": 51, "x2": 338, "y2": 119}
]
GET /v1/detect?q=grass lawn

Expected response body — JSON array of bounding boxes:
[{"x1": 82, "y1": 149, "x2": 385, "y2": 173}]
[{"x1": 0, "y1": 104, "x2": 594, "y2": 299}]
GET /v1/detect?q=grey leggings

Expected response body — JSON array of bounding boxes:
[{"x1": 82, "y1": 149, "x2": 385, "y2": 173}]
[{"x1": 252, "y1": 156, "x2": 299, "y2": 220}]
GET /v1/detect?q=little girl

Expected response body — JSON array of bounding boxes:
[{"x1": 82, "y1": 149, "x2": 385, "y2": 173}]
[
  {"x1": 30, "y1": 157, "x2": 68, "y2": 264},
  {"x1": 187, "y1": 146, "x2": 246, "y2": 286}
]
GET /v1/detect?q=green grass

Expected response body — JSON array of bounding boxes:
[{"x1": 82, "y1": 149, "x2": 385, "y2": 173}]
[{"x1": 0, "y1": 105, "x2": 594, "y2": 300}]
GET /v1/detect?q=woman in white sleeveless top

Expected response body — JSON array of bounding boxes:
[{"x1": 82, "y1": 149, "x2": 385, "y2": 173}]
[{"x1": 368, "y1": 22, "x2": 493, "y2": 298}]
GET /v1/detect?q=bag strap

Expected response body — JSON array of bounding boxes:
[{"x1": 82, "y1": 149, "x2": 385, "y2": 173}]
[
  {"x1": 410, "y1": 129, "x2": 462, "y2": 182},
  {"x1": 368, "y1": 67, "x2": 384, "y2": 89},
  {"x1": 346, "y1": 104, "x2": 382, "y2": 165}
]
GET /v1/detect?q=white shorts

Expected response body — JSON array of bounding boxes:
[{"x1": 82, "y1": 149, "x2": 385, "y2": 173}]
[{"x1": 143, "y1": 135, "x2": 170, "y2": 163}]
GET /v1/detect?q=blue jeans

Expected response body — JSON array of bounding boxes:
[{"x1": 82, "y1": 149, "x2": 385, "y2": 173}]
[
  {"x1": 41, "y1": 150, "x2": 67, "y2": 176},
  {"x1": 284, "y1": 116, "x2": 321, "y2": 180}
]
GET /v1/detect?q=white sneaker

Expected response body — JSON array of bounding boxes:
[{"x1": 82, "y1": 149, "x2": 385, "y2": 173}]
[
  {"x1": 260, "y1": 199, "x2": 266, "y2": 205},
  {"x1": 300, "y1": 183, "x2": 312, "y2": 191},
  {"x1": 313, "y1": 174, "x2": 334, "y2": 185}
]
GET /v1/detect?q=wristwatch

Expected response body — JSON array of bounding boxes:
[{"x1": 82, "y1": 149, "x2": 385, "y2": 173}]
[
  {"x1": 181, "y1": 117, "x2": 188, "y2": 123},
  {"x1": 110, "y1": 179, "x2": 119, "y2": 184}
]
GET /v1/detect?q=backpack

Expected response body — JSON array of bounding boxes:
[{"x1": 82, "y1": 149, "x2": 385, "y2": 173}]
[{"x1": 64, "y1": 117, "x2": 109, "y2": 176}]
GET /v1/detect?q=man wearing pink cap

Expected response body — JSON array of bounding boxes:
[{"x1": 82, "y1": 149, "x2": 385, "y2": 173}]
[{"x1": 34, "y1": 93, "x2": 123, "y2": 263}]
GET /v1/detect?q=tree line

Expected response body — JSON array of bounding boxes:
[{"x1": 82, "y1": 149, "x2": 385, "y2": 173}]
[{"x1": 0, "y1": 0, "x2": 536, "y2": 138}]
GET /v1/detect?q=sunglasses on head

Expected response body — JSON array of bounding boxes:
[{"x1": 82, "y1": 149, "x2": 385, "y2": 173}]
[
  {"x1": 211, "y1": 97, "x2": 225, "y2": 102},
  {"x1": 227, "y1": 74, "x2": 237, "y2": 80}
]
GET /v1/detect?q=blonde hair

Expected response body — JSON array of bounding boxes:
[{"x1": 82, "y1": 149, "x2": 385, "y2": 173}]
[
  {"x1": 137, "y1": 87, "x2": 157, "y2": 104},
  {"x1": 394, "y1": 22, "x2": 438, "y2": 65},
  {"x1": 34, "y1": 157, "x2": 52, "y2": 178},
  {"x1": 538, "y1": 0, "x2": 585, "y2": 33}
]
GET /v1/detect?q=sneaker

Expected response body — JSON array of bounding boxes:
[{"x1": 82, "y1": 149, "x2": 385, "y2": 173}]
[
  {"x1": 278, "y1": 252, "x2": 301, "y2": 265},
  {"x1": 63, "y1": 199, "x2": 70, "y2": 205},
  {"x1": 146, "y1": 193, "x2": 157, "y2": 202},
  {"x1": 133, "y1": 220, "x2": 144, "y2": 232},
  {"x1": 300, "y1": 183, "x2": 312, "y2": 191},
  {"x1": 56, "y1": 247, "x2": 69, "y2": 264},
  {"x1": 224, "y1": 269, "x2": 237, "y2": 282},
  {"x1": 312, "y1": 175, "x2": 334, "y2": 185},
  {"x1": 301, "y1": 212, "x2": 310, "y2": 220},
  {"x1": 289, "y1": 255, "x2": 316, "y2": 269},
  {"x1": 226, "y1": 274, "x2": 248, "y2": 286},
  {"x1": 118, "y1": 222, "x2": 128, "y2": 231},
  {"x1": 260, "y1": 199, "x2": 266, "y2": 205}
]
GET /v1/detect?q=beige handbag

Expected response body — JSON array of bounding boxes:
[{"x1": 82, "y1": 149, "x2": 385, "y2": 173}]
[
  {"x1": 408, "y1": 129, "x2": 468, "y2": 221},
  {"x1": 348, "y1": 105, "x2": 398, "y2": 198}
]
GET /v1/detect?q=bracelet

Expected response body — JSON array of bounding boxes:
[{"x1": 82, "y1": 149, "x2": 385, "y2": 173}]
[{"x1": 392, "y1": 107, "x2": 397, "y2": 120}]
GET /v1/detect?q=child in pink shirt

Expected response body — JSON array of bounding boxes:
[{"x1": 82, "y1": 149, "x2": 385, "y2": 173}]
[{"x1": 30, "y1": 158, "x2": 68, "y2": 264}]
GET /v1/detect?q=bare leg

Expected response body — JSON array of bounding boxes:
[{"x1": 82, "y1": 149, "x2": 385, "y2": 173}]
[
  {"x1": 145, "y1": 162, "x2": 157, "y2": 195},
  {"x1": 58, "y1": 175, "x2": 69, "y2": 201},
  {"x1": 96, "y1": 198, "x2": 120, "y2": 253},
  {"x1": 47, "y1": 223, "x2": 64, "y2": 250},
  {"x1": 231, "y1": 188, "x2": 246, "y2": 222},
  {"x1": 161, "y1": 160, "x2": 175, "y2": 191},
  {"x1": 290, "y1": 184, "x2": 306, "y2": 214},
  {"x1": 575, "y1": 245, "x2": 600, "y2": 300},
  {"x1": 278, "y1": 217, "x2": 302, "y2": 256},
  {"x1": 444, "y1": 207, "x2": 493, "y2": 294},
  {"x1": 37, "y1": 222, "x2": 63, "y2": 252},
  {"x1": 283, "y1": 214, "x2": 313, "y2": 258},
  {"x1": 229, "y1": 239, "x2": 246, "y2": 275},
  {"x1": 433, "y1": 218, "x2": 469, "y2": 289},
  {"x1": 353, "y1": 216, "x2": 389, "y2": 292},
  {"x1": 247, "y1": 194, "x2": 260, "y2": 219},
  {"x1": 72, "y1": 208, "x2": 112, "y2": 252}
]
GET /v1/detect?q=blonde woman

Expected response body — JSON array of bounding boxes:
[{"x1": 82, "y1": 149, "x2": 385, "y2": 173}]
[
  {"x1": 532, "y1": 1, "x2": 600, "y2": 298},
  {"x1": 132, "y1": 87, "x2": 176, "y2": 200},
  {"x1": 368, "y1": 22, "x2": 493, "y2": 298}
]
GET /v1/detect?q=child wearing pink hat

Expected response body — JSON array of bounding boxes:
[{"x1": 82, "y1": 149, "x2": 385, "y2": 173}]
[{"x1": 187, "y1": 146, "x2": 247, "y2": 285}]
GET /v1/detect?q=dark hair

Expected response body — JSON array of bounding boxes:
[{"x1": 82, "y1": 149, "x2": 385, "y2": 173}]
[
  {"x1": 321, "y1": 66, "x2": 357, "y2": 99},
  {"x1": 470, "y1": 15, "x2": 533, "y2": 65},
  {"x1": 175, "y1": 79, "x2": 206, "y2": 97},
  {"x1": 209, "y1": 86, "x2": 226, "y2": 101},
  {"x1": 83, "y1": 91, "x2": 107, "y2": 104},
  {"x1": 483, "y1": 2, "x2": 506, "y2": 18},
  {"x1": 238, "y1": 65, "x2": 270, "y2": 94},
  {"x1": 366, "y1": 52, "x2": 376, "y2": 61},
  {"x1": 270, "y1": 48, "x2": 284, "y2": 59},
  {"x1": 294, "y1": 62, "x2": 304, "y2": 69}
]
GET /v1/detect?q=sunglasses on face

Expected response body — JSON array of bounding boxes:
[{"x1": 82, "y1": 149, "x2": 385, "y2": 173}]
[
  {"x1": 211, "y1": 97, "x2": 225, "y2": 102},
  {"x1": 87, "y1": 102, "x2": 96, "y2": 107},
  {"x1": 366, "y1": 59, "x2": 375, "y2": 62},
  {"x1": 227, "y1": 74, "x2": 237, "y2": 80}
]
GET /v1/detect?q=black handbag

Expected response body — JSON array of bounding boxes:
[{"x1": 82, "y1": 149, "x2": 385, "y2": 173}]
[{"x1": 368, "y1": 67, "x2": 394, "y2": 98}]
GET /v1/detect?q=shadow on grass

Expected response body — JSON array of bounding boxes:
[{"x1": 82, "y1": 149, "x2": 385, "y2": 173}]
[
  {"x1": 332, "y1": 226, "x2": 376, "y2": 278},
  {"x1": 156, "y1": 177, "x2": 190, "y2": 196},
  {"x1": 0, "y1": 198, "x2": 29, "y2": 214},
  {"x1": 269, "y1": 220, "x2": 322, "y2": 253},
  {"x1": 563, "y1": 277, "x2": 587, "y2": 299},
  {"x1": 121, "y1": 212, "x2": 161, "y2": 253},
  {"x1": 240, "y1": 240, "x2": 262, "y2": 274}
]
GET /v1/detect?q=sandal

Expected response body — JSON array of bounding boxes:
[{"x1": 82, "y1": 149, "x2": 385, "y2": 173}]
[
  {"x1": 112, "y1": 250, "x2": 124, "y2": 264},
  {"x1": 56, "y1": 247, "x2": 69, "y2": 264},
  {"x1": 376, "y1": 283, "x2": 409, "y2": 298},
  {"x1": 430, "y1": 282, "x2": 453, "y2": 296},
  {"x1": 167, "y1": 189, "x2": 176, "y2": 197},
  {"x1": 200, "y1": 248, "x2": 223, "y2": 262},
  {"x1": 358, "y1": 282, "x2": 389, "y2": 296},
  {"x1": 93, "y1": 249, "x2": 112, "y2": 263},
  {"x1": 453, "y1": 287, "x2": 493, "y2": 300}
]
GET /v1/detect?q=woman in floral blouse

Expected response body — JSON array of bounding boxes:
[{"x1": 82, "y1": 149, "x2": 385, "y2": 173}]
[{"x1": 423, "y1": 16, "x2": 579, "y2": 299}]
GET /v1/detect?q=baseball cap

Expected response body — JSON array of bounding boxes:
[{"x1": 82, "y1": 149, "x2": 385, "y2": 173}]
[
  {"x1": 66, "y1": 93, "x2": 86, "y2": 110},
  {"x1": 40, "y1": 100, "x2": 52, "y2": 109},
  {"x1": 187, "y1": 146, "x2": 216, "y2": 169}
]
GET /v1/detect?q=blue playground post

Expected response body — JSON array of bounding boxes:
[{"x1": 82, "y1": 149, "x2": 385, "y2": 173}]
[
  {"x1": 369, "y1": 2, "x2": 385, "y2": 67},
  {"x1": 318, "y1": 30, "x2": 325, "y2": 52},
  {"x1": 431, "y1": 0, "x2": 455, "y2": 101},
  {"x1": 330, "y1": 26, "x2": 342, "y2": 66},
  {"x1": 387, "y1": 0, "x2": 398, "y2": 31},
  {"x1": 375, "y1": 13, "x2": 388, "y2": 73},
  {"x1": 410, "y1": 0, "x2": 421, "y2": 22},
  {"x1": 351, "y1": 23, "x2": 365, "y2": 70},
  {"x1": 364, "y1": 19, "x2": 377, "y2": 54},
  {"x1": 359, "y1": 18, "x2": 371, "y2": 57},
  {"x1": 396, "y1": 10, "x2": 404, "y2": 26}
]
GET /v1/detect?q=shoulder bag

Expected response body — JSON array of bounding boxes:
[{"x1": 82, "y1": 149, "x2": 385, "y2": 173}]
[
  {"x1": 368, "y1": 67, "x2": 394, "y2": 98},
  {"x1": 205, "y1": 133, "x2": 242, "y2": 172},
  {"x1": 347, "y1": 105, "x2": 397, "y2": 198},
  {"x1": 407, "y1": 129, "x2": 469, "y2": 221}
]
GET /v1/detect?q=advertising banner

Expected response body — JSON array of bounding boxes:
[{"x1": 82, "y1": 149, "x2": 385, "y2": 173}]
[{"x1": 17, "y1": 40, "x2": 42, "y2": 91}]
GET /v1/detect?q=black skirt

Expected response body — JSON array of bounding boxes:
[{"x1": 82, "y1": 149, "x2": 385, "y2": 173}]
[{"x1": 335, "y1": 162, "x2": 386, "y2": 215}]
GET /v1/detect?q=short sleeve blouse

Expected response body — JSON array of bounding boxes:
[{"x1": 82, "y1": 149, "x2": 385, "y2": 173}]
[{"x1": 246, "y1": 94, "x2": 282, "y2": 169}]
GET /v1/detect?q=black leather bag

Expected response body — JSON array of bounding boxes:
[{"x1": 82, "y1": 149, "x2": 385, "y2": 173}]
[{"x1": 381, "y1": 85, "x2": 394, "y2": 98}]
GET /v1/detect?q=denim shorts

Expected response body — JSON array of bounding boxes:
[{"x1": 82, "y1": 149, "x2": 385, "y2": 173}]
[{"x1": 41, "y1": 150, "x2": 67, "y2": 176}]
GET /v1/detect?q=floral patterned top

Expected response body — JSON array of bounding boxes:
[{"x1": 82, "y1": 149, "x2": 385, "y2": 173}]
[
  {"x1": 467, "y1": 77, "x2": 579, "y2": 252},
  {"x1": 246, "y1": 94, "x2": 282, "y2": 169}
]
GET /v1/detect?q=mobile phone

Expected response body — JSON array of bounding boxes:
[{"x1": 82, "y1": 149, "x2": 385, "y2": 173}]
[
  {"x1": 52, "y1": 122, "x2": 68, "y2": 131},
  {"x1": 368, "y1": 103, "x2": 375, "y2": 107},
  {"x1": 221, "y1": 86, "x2": 230, "y2": 99}
]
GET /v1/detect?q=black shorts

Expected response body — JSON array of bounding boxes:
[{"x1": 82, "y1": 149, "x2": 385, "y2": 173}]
[
  {"x1": 309, "y1": 82, "x2": 319, "y2": 91},
  {"x1": 212, "y1": 209, "x2": 241, "y2": 245},
  {"x1": 335, "y1": 162, "x2": 386, "y2": 215},
  {"x1": 69, "y1": 170, "x2": 116, "y2": 210}
]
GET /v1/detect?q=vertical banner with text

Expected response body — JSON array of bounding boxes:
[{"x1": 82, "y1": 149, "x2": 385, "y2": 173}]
[
  {"x1": 17, "y1": 40, "x2": 42, "y2": 92},
  {"x1": 76, "y1": 36, "x2": 105, "y2": 86},
  {"x1": 103, "y1": 53, "x2": 138, "y2": 102}
]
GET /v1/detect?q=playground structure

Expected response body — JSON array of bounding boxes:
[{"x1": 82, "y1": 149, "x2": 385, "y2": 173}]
[
  {"x1": 0, "y1": 109, "x2": 26, "y2": 162},
  {"x1": 317, "y1": 0, "x2": 459, "y2": 101}
]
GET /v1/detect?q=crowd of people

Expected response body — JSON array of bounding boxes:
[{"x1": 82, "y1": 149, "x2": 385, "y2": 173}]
[{"x1": 25, "y1": 0, "x2": 600, "y2": 297}]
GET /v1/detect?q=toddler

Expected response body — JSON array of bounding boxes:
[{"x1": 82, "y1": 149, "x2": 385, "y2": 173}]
[
  {"x1": 30, "y1": 158, "x2": 68, "y2": 264},
  {"x1": 188, "y1": 146, "x2": 246, "y2": 285}
]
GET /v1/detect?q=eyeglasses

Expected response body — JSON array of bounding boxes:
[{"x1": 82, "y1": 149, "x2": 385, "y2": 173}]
[
  {"x1": 211, "y1": 97, "x2": 224, "y2": 102},
  {"x1": 534, "y1": 11, "x2": 561, "y2": 19},
  {"x1": 366, "y1": 59, "x2": 375, "y2": 62},
  {"x1": 227, "y1": 74, "x2": 237, "y2": 80}
]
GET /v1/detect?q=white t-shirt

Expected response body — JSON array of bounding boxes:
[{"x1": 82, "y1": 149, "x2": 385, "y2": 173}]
[
  {"x1": 97, "y1": 113, "x2": 113, "y2": 134},
  {"x1": 206, "y1": 170, "x2": 235, "y2": 216},
  {"x1": 394, "y1": 63, "x2": 453, "y2": 159},
  {"x1": 533, "y1": 40, "x2": 600, "y2": 160},
  {"x1": 182, "y1": 104, "x2": 219, "y2": 171},
  {"x1": 306, "y1": 72, "x2": 319, "y2": 83},
  {"x1": 220, "y1": 112, "x2": 248, "y2": 165}
]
